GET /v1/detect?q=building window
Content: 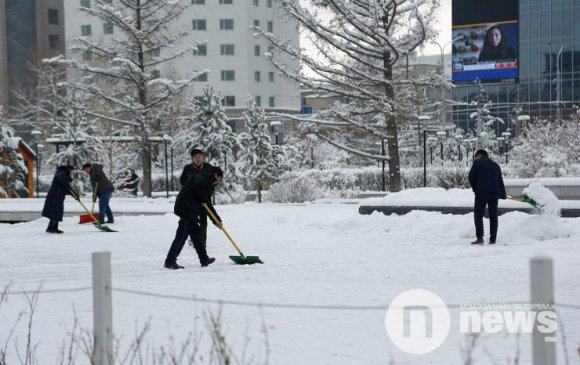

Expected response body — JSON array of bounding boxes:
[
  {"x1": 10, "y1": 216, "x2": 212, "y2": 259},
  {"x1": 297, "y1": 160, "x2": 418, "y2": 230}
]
[
  {"x1": 267, "y1": 21, "x2": 273, "y2": 32},
  {"x1": 194, "y1": 73, "x2": 208, "y2": 82},
  {"x1": 219, "y1": 0, "x2": 233, "y2": 3},
  {"x1": 254, "y1": 45, "x2": 261, "y2": 56},
  {"x1": 269, "y1": 97, "x2": 275, "y2": 107},
  {"x1": 191, "y1": 0, "x2": 205, "y2": 3},
  {"x1": 103, "y1": 23, "x2": 114, "y2": 34},
  {"x1": 82, "y1": 50, "x2": 92, "y2": 61},
  {"x1": 268, "y1": 71, "x2": 274, "y2": 82},
  {"x1": 253, "y1": 0, "x2": 258, "y2": 5},
  {"x1": 192, "y1": 19, "x2": 207, "y2": 30},
  {"x1": 220, "y1": 44, "x2": 235, "y2": 55},
  {"x1": 253, "y1": 20, "x2": 260, "y2": 27},
  {"x1": 80, "y1": 0, "x2": 91, "y2": 9},
  {"x1": 147, "y1": 47, "x2": 160, "y2": 57},
  {"x1": 267, "y1": 0, "x2": 272, "y2": 7},
  {"x1": 81, "y1": 25, "x2": 92, "y2": 36},
  {"x1": 49, "y1": 35, "x2": 59, "y2": 49},
  {"x1": 255, "y1": 96, "x2": 261, "y2": 106},
  {"x1": 151, "y1": 70, "x2": 161, "y2": 79},
  {"x1": 193, "y1": 44, "x2": 207, "y2": 55},
  {"x1": 48, "y1": 9, "x2": 59, "y2": 25},
  {"x1": 221, "y1": 70, "x2": 235, "y2": 81},
  {"x1": 255, "y1": 71, "x2": 261, "y2": 82},
  {"x1": 219, "y1": 19, "x2": 234, "y2": 30},
  {"x1": 222, "y1": 96, "x2": 236, "y2": 107}
]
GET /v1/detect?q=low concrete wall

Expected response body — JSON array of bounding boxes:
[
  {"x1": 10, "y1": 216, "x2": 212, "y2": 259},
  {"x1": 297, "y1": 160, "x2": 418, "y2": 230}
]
[{"x1": 359, "y1": 205, "x2": 580, "y2": 218}]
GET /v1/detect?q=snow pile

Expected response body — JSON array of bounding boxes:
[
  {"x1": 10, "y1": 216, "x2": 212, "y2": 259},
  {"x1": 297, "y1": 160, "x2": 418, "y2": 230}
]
[{"x1": 523, "y1": 182, "x2": 561, "y2": 216}]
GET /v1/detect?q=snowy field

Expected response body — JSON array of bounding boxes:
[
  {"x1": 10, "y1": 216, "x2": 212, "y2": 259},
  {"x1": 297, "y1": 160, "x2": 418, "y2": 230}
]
[{"x1": 1, "y1": 202, "x2": 579, "y2": 364}]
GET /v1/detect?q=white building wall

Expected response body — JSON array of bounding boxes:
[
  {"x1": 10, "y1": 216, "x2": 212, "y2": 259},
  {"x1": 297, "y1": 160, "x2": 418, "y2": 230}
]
[{"x1": 63, "y1": 0, "x2": 301, "y2": 114}]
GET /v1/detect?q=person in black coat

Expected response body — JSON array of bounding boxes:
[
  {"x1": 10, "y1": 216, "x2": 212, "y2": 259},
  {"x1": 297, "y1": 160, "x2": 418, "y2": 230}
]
[
  {"x1": 468, "y1": 149, "x2": 507, "y2": 244},
  {"x1": 165, "y1": 166, "x2": 224, "y2": 269},
  {"x1": 42, "y1": 165, "x2": 78, "y2": 233},
  {"x1": 180, "y1": 148, "x2": 214, "y2": 186}
]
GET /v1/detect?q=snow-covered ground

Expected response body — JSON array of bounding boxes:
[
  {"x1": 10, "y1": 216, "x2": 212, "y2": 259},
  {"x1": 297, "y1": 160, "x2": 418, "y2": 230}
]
[{"x1": 1, "y1": 203, "x2": 579, "y2": 364}]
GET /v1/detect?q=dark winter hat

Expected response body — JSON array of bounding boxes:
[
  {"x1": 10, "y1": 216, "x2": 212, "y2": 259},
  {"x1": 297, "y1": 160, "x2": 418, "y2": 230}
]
[
  {"x1": 475, "y1": 149, "x2": 488, "y2": 158},
  {"x1": 82, "y1": 163, "x2": 92, "y2": 169},
  {"x1": 213, "y1": 166, "x2": 224, "y2": 178},
  {"x1": 190, "y1": 148, "x2": 203, "y2": 157}
]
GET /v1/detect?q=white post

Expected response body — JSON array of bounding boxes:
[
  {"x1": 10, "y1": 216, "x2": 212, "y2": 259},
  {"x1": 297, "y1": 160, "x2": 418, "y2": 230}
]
[
  {"x1": 92, "y1": 252, "x2": 113, "y2": 365},
  {"x1": 530, "y1": 255, "x2": 556, "y2": 365}
]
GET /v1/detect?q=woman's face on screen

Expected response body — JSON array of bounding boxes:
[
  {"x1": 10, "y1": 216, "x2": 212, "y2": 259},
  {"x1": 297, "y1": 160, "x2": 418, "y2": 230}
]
[{"x1": 489, "y1": 28, "x2": 502, "y2": 47}]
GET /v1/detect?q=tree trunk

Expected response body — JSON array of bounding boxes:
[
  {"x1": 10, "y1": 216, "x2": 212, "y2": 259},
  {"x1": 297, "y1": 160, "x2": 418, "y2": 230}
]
[
  {"x1": 383, "y1": 52, "x2": 401, "y2": 192},
  {"x1": 141, "y1": 142, "x2": 152, "y2": 197}
]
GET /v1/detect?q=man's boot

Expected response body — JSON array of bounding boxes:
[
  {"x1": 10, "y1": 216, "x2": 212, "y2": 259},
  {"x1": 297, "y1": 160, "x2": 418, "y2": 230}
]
[
  {"x1": 164, "y1": 259, "x2": 184, "y2": 269},
  {"x1": 201, "y1": 257, "x2": 216, "y2": 267},
  {"x1": 471, "y1": 237, "x2": 484, "y2": 245}
]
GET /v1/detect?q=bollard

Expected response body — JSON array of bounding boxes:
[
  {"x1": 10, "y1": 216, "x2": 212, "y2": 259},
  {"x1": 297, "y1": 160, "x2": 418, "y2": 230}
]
[
  {"x1": 530, "y1": 255, "x2": 556, "y2": 365},
  {"x1": 92, "y1": 252, "x2": 113, "y2": 365}
]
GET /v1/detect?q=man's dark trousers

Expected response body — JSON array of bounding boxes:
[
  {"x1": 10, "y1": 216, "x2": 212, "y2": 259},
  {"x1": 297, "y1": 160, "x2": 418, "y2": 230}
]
[
  {"x1": 474, "y1": 192, "x2": 499, "y2": 241},
  {"x1": 166, "y1": 217, "x2": 209, "y2": 263}
]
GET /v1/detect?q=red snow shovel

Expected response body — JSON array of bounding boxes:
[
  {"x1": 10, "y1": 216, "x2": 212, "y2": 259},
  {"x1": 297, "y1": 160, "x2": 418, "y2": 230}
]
[
  {"x1": 201, "y1": 203, "x2": 263, "y2": 265},
  {"x1": 79, "y1": 183, "x2": 100, "y2": 224}
]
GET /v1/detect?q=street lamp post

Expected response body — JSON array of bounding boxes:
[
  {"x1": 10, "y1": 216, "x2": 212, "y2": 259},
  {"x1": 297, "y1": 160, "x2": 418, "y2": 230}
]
[
  {"x1": 423, "y1": 131, "x2": 427, "y2": 187},
  {"x1": 430, "y1": 35, "x2": 464, "y2": 126},
  {"x1": 381, "y1": 138, "x2": 386, "y2": 192},
  {"x1": 455, "y1": 134, "x2": 464, "y2": 161},
  {"x1": 436, "y1": 131, "x2": 446, "y2": 162},
  {"x1": 556, "y1": 45, "x2": 564, "y2": 122},
  {"x1": 163, "y1": 135, "x2": 170, "y2": 198},
  {"x1": 427, "y1": 137, "x2": 437, "y2": 164},
  {"x1": 502, "y1": 131, "x2": 511, "y2": 164},
  {"x1": 31, "y1": 130, "x2": 42, "y2": 198}
]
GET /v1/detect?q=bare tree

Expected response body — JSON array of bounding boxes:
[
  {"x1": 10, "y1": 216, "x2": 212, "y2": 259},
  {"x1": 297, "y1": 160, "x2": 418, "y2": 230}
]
[
  {"x1": 255, "y1": 0, "x2": 442, "y2": 191},
  {"x1": 47, "y1": 0, "x2": 204, "y2": 196}
]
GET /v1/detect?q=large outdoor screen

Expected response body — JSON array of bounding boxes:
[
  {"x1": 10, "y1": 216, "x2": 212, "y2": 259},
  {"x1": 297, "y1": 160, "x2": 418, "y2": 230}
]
[{"x1": 452, "y1": 0, "x2": 519, "y2": 84}]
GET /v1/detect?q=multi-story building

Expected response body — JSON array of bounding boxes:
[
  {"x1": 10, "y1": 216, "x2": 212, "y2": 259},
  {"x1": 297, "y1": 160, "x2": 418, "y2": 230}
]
[
  {"x1": 452, "y1": 0, "x2": 580, "y2": 135},
  {"x1": 0, "y1": 0, "x2": 65, "y2": 109},
  {"x1": 63, "y1": 0, "x2": 301, "y2": 128}
]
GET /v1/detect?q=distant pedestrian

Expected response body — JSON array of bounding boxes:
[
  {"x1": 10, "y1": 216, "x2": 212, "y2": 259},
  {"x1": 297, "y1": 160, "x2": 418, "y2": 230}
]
[
  {"x1": 42, "y1": 165, "x2": 77, "y2": 233},
  {"x1": 82, "y1": 163, "x2": 115, "y2": 224},
  {"x1": 468, "y1": 149, "x2": 507, "y2": 244},
  {"x1": 165, "y1": 166, "x2": 224, "y2": 269}
]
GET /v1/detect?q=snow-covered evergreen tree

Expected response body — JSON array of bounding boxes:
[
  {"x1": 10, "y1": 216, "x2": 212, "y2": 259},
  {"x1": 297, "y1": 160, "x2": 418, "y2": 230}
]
[
  {"x1": 238, "y1": 97, "x2": 286, "y2": 200},
  {"x1": 254, "y1": 0, "x2": 442, "y2": 192},
  {"x1": 0, "y1": 107, "x2": 28, "y2": 198},
  {"x1": 176, "y1": 85, "x2": 240, "y2": 172},
  {"x1": 47, "y1": 0, "x2": 204, "y2": 196}
]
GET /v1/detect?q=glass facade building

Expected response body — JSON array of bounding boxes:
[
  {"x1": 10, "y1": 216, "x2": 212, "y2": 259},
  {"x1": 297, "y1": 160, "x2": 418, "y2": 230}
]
[{"x1": 452, "y1": 0, "x2": 580, "y2": 134}]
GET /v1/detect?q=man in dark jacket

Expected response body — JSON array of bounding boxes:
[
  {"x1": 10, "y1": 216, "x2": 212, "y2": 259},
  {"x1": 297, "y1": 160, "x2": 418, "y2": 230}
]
[
  {"x1": 82, "y1": 163, "x2": 115, "y2": 224},
  {"x1": 180, "y1": 148, "x2": 214, "y2": 186},
  {"x1": 165, "y1": 166, "x2": 224, "y2": 269},
  {"x1": 42, "y1": 165, "x2": 78, "y2": 233},
  {"x1": 468, "y1": 149, "x2": 507, "y2": 244}
]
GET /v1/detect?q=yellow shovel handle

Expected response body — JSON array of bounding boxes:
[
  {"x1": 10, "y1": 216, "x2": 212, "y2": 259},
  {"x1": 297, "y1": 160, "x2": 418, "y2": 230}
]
[{"x1": 201, "y1": 203, "x2": 246, "y2": 258}]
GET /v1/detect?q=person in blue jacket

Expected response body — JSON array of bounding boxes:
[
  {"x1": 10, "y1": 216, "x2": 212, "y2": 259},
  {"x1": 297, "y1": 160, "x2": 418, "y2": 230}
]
[
  {"x1": 42, "y1": 165, "x2": 78, "y2": 233},
  {"x1": 468, "y1": 149, "x2": 507, "y2": 244}
]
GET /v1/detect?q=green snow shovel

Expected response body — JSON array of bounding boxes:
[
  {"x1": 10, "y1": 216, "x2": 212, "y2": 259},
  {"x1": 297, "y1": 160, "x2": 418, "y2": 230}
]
[
  {"x1": 70, "y1": 189, "x2": 117, "y2": 232},
  {"x1": 507, "y1": 194, "x2": 539, "y2": 207},
  {"x1": 201, "y1": 203, "x2": 263, "y2": 265}
]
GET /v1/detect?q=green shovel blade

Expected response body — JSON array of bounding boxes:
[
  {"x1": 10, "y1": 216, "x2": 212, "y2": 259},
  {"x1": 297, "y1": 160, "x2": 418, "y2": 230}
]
[{"x1": 229, "y1": 255, "x2": 264, "y2": 265}]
